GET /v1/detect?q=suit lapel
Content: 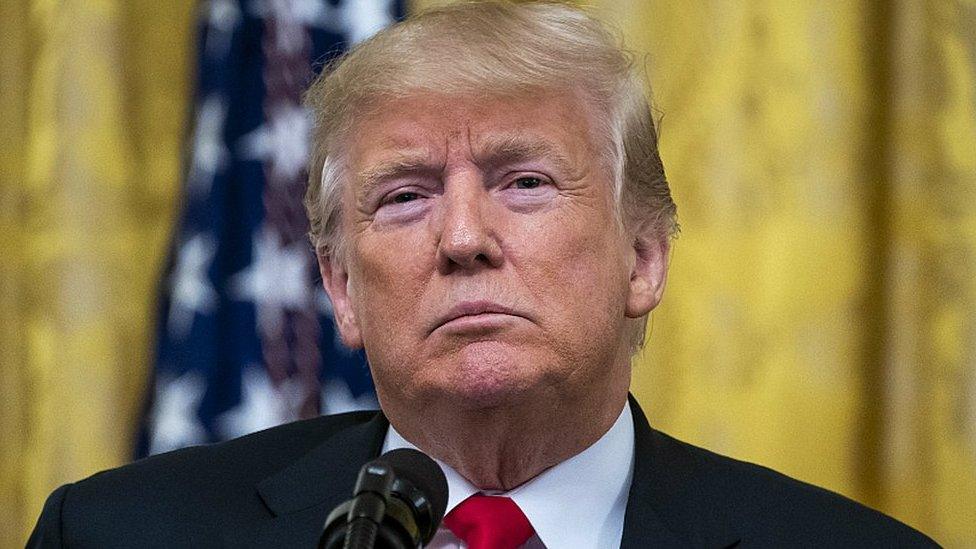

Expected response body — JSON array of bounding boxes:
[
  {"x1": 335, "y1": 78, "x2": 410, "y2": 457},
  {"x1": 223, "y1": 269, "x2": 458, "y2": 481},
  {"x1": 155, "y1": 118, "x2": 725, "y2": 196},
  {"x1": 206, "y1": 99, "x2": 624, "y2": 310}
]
[
  {"x1": 621, "y1": 395, "x2": 688, "y2": 548},
  {"x1": 622, "y1": 395, "x2": 741, "y2": 548},
  {"x1": 249, "y1": 412, "x2": 389, "y2": 548}
]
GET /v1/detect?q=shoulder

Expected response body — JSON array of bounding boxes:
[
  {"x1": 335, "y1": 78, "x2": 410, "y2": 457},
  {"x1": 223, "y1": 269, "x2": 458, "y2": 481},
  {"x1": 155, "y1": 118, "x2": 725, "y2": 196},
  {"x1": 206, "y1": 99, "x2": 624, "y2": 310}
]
[
  {"x1": 28, "y1": 411, "x2": 379, "y2": 548},
  {"x1": 635, "y1": 427, "x2": 939, "y2": 547},
  {"x1": 72, "y1": 410, "x2": 377, "y2": 497}
]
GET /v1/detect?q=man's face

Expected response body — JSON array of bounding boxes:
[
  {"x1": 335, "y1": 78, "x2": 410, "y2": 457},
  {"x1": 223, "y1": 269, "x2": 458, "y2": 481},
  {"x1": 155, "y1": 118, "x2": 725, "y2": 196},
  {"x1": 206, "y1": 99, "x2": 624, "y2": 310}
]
[{"x1": 321, "y1": 90, "x2": 666, "y2": 412}]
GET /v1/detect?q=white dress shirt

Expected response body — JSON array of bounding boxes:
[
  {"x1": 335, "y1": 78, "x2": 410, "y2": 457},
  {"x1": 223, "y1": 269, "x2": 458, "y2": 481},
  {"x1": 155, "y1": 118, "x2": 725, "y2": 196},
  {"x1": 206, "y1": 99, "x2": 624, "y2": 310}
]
[{"x1": 381, "y1": 402, "x2": 635, "y2": 549}]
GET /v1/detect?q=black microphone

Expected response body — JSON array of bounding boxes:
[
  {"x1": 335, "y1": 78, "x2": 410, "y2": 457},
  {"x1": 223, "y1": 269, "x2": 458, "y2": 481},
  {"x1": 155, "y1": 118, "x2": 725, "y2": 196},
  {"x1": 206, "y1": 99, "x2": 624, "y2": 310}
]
[{"x1": 320, "y1": 449, "x2": 449, "y2": 549}]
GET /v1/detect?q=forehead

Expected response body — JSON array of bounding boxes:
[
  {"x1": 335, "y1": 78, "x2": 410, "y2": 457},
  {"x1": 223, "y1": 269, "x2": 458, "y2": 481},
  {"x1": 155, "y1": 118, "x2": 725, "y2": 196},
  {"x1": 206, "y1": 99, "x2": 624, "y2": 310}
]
[{"x1": 344, "y1": 90, "x2": 603, "y2": 174}]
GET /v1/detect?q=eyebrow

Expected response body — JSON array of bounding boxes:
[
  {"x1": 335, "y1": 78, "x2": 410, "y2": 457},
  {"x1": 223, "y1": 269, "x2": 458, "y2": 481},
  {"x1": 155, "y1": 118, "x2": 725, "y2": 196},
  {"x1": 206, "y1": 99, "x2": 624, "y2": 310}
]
[
  {"x1": 356, "y1": 151, "x2": 439, "y2": 199},
  {"x1": 473, "y1": 134, "x2": 579, "y2": 178}
]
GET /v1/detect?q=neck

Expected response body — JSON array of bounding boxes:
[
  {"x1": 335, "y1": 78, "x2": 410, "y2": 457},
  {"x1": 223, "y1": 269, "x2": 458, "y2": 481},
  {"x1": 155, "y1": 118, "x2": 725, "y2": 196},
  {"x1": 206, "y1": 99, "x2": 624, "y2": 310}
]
[{"x1": 383, "y1": 379, "x2": 630, "y2": 491}]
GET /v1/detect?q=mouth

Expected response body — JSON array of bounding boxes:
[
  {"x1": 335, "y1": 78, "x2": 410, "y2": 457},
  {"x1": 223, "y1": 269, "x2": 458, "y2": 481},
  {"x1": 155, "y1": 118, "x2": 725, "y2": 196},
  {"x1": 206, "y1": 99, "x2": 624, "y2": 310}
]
[{"x1": 430, "y1": 300, "x2": 526, "y2": 335}]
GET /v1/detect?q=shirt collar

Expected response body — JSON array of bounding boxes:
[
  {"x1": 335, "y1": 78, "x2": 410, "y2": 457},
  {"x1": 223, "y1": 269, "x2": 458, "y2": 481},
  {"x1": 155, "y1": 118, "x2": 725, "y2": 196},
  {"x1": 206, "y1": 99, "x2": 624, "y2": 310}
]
[{"x1": 382, "y1": 402, "x2": 635, "y2": 549}]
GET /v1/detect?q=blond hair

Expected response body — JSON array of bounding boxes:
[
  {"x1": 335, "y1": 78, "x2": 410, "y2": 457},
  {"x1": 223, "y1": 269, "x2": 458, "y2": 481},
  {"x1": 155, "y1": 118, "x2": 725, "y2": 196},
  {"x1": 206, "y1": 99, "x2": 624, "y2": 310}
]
[{"x1": 304, "y1": 0, "x2": 677, "y2": 264}]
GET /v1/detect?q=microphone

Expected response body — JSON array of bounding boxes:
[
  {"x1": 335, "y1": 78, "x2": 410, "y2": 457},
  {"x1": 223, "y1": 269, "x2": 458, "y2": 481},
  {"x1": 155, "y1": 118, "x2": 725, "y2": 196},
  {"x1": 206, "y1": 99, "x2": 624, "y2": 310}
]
[{"x1": 320, "y1": 449, "x2": 449, "y2": 549}]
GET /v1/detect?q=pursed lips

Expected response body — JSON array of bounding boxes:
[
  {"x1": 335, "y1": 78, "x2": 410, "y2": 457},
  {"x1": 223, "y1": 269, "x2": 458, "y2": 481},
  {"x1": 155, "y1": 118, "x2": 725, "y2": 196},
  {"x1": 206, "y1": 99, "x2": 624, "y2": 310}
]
[{"x1": 429, "y1": 300, "x2": 527, "y2": 335}]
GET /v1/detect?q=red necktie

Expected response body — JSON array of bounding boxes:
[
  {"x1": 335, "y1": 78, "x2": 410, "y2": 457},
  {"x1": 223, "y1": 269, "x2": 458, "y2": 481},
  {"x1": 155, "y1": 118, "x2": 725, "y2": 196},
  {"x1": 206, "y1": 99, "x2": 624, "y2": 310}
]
[{"x1": 442, "y1": 494, "x2": 535, "y2": 549}]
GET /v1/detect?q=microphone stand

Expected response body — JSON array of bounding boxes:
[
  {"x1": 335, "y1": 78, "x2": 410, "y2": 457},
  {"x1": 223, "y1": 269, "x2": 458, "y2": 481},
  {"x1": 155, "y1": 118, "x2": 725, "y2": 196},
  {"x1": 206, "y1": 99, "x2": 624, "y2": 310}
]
[
  {"x1": 321, "y1": 449, "x2": 447, "y2": 549},
  {"x1": 320, "y1": 462, "x2": 410, "y2": 549}
]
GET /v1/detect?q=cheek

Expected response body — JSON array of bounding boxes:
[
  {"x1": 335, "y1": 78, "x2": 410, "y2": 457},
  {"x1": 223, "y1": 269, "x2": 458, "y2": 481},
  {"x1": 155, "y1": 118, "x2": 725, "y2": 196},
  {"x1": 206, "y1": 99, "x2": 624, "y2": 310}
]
[
  {"x1": 538, "y1": 205, "x2": 626, "y2": 276},
  {"x1": 350, "y1": 235, "x2": 432, "y2": 334},
  {"x1": 517, "y1": 217, "x2": 629, "y2": 321}
]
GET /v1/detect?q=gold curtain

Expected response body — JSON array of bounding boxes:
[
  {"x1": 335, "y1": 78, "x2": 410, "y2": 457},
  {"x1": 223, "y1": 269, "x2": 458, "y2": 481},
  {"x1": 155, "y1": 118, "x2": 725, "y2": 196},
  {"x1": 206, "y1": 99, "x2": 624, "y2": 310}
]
[
  {"x1": 0, "y1": 0, "x2": 194, "y2": 546},
  {"x1": 2, "y1": 0, "x2": 974, "y2": 546},
  {"x1": 581, "y1": 0, "x2": 976, "y2": 545}
]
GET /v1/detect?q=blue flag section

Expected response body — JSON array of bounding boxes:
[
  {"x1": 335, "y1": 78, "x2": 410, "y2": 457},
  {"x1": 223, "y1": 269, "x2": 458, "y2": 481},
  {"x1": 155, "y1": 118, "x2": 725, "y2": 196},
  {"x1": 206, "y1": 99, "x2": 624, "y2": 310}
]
[{"x1": 138, "y1": 0, "x2": 404, "y2": 457}]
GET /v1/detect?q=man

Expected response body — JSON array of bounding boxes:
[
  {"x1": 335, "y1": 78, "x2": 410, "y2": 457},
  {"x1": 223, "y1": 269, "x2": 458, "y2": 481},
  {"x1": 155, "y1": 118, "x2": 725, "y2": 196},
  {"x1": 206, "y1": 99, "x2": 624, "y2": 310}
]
[{"x1": 30, "y1": 2, "x2": 936, "y2": 547}]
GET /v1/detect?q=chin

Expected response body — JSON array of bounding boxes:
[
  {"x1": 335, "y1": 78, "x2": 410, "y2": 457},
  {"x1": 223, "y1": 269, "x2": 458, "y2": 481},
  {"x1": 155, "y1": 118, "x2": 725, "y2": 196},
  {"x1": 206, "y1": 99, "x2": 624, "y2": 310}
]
[
  {"x1": 437, "y1": 341, "x2": 542, "y2": 410},
  {"x1": 444, "y1": 378, "x2": 526, "y2": 410}
]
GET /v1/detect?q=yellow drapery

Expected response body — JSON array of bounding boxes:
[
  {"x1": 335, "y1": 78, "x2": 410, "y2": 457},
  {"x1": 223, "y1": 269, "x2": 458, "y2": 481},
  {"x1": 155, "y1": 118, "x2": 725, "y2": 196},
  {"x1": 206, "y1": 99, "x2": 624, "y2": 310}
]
[
  {"x1": 0, "y1": 0, "x2": 194, "y2": 545},
  {"x1": 1, "y1": 0, "x2": 973, "y2": 546},
  {"x1": 594, "y1": 1, "x2": 976, "y2": 544}
]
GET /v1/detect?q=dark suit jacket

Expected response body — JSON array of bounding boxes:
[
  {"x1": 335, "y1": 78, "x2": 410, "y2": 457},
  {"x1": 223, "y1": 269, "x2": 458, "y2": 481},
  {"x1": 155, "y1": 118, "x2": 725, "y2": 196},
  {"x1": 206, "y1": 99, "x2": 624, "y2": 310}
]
[{"x1": 28, "y1": 397, "x2": 937, "y2": 548}]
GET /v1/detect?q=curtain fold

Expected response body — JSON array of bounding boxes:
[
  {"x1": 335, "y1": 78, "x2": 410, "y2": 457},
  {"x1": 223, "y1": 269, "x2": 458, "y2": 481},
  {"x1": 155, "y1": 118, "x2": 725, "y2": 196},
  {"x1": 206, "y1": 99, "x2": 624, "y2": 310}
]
[
  {"x1": 883, "y1": 2, "x2": 976, "y2": 544},
  {"x1": 0, "y1": 1, "x2": 194, "y2": 545},
  {"x1": 581, "y1": 0, "x2": 975, "y2": 543}
]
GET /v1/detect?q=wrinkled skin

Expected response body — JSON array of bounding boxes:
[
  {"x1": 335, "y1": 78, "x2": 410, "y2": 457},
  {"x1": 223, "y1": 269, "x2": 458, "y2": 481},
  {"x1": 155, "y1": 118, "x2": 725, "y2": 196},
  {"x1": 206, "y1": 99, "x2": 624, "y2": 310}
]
[{"x1": 319, "y1": 90, "x2": 668, "y2": 489}]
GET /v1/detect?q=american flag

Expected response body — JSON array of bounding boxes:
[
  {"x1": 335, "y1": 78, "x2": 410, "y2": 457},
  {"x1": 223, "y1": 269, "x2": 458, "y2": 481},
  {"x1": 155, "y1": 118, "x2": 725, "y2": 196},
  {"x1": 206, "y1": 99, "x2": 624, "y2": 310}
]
[{"x1": 137, "y1": 0, "x2": 404, "y2": 457}]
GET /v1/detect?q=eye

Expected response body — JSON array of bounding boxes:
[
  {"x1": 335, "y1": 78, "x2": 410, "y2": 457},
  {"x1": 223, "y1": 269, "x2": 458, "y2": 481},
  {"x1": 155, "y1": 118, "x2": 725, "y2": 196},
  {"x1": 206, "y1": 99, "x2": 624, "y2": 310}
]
[
  {"x1": 512, "y1": 176, "x2": 545, "y2": 190},
  {"x1": 392, "y1": 191, "x2": 420, "y2": 203},
  {"x1": 379, "y1": 189, "x2": 426, "y2": 207},
  {"x1": 372, "y1": 184, "x2": 433, "y2": 223}
]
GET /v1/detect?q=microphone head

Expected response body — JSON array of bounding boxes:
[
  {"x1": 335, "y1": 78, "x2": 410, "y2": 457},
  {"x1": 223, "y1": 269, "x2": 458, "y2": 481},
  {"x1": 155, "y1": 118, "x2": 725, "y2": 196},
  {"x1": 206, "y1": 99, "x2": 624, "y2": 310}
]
[{"x1": 375, "y1": 448, "x2": 449, "y2": 533}]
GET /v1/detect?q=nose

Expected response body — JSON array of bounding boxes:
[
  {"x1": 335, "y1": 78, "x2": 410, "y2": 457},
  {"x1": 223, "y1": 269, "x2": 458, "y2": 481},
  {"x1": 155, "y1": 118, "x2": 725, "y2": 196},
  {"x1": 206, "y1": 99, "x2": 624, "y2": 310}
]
[{"x1": 434, "y1": 175, "x2": 504, "y2": 274}]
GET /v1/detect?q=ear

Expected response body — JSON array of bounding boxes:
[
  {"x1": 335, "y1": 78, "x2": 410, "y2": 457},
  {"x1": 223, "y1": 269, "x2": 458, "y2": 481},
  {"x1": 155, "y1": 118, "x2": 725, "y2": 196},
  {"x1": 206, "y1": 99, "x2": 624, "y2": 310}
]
[
  {"x1": 625, "y1": 232, "x2": 670, "y2": 318},
  {"x1": 318, "y1": 252, "x2": 364, "y2": 349}
]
